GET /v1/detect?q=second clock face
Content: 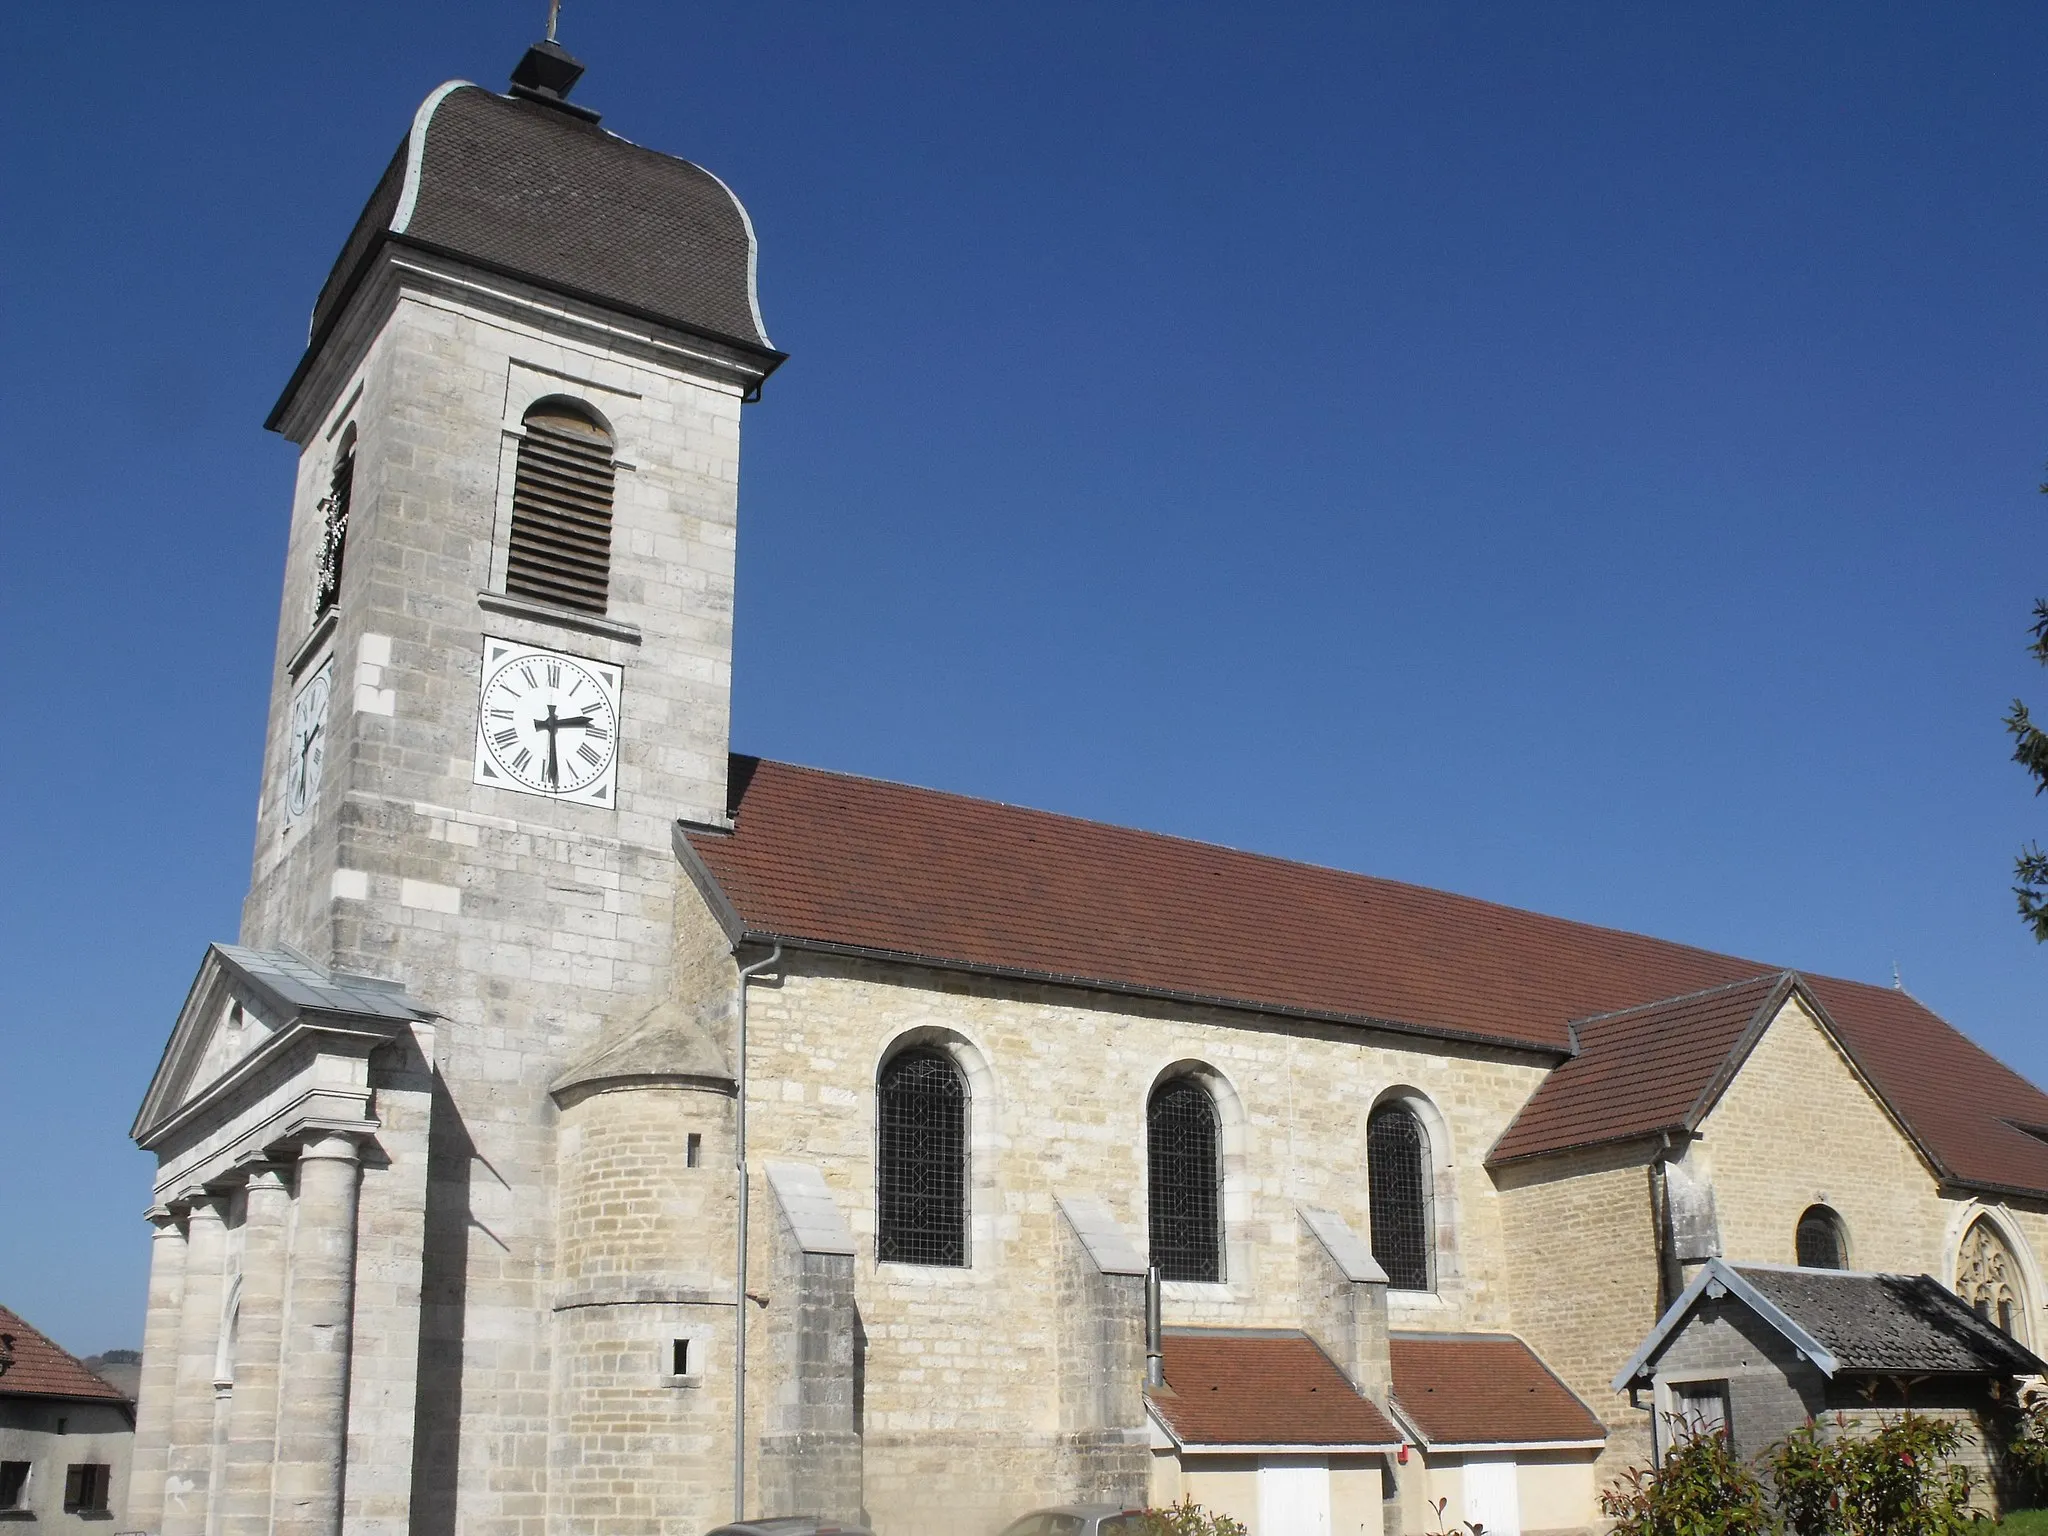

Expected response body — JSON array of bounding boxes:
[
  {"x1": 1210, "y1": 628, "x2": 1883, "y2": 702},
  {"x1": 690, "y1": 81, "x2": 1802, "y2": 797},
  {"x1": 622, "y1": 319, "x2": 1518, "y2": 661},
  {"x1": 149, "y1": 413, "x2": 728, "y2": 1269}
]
[{"x1": 473, "y1": 640, "x2": 622, "y2": 806}]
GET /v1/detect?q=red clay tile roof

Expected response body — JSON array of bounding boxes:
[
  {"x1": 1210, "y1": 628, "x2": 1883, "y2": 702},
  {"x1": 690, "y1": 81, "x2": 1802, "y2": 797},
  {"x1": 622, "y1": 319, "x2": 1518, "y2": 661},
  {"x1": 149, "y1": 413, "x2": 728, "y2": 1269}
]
[
  {"x1": 1147, "y1": 1331, "x2": 1399, "y2": 1447},
  {"x1": 690, "y1": 756, "x2": 2048, "y2": 1198},
  {"x1": 1488, "y1": 974, "x2": 1792, "y2": 1164},
  {"x1": 0, "y1": 1305, "x2": 130, "y2": 1403},
  {"x1": 1390, "y1": 1334, "x2": 1607, "y2": 1447}
]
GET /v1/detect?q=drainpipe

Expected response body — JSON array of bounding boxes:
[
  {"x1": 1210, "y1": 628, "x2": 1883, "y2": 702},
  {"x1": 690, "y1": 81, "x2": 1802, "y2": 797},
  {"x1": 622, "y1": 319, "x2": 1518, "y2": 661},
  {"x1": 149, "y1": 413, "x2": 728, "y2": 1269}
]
[
  {"x1": 732, "y1": 941, "x2": 782, "y2": 1524},
  {"x1": 1145, "y1": 1266, "x2": 1165, "y2": 1388}
]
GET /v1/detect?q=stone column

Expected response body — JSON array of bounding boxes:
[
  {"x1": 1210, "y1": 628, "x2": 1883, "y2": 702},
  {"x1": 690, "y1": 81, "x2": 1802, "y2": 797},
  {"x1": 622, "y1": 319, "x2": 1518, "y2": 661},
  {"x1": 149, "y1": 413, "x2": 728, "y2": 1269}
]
[
  {"x1": 220, "y1": 1166, "x2": 291, "y2": 1536},
  {"x1": 128, "y1": 1205, "x2": 190, "y2": 1536},
  {"x1": 163, "y1": 1193, "x2": 229, "y2": 1536},
  {"x1": 273, "y1": 1134, "x2": 362, "y2": 1536}
]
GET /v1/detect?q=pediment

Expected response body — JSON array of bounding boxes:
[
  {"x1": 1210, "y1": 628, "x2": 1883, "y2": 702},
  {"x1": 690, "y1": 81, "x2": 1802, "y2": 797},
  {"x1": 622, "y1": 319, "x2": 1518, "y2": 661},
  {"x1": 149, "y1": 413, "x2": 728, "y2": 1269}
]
[{"x1": 132, "y1": 943, "x2": 434, "y2": 1144}]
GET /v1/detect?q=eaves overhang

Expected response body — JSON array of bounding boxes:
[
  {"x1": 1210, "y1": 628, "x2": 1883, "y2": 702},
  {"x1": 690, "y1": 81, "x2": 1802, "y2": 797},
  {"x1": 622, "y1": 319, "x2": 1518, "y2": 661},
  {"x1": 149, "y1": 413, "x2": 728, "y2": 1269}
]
[{"x1": 1610, "y1": 1258, "x2": 1841, "y2": 1395}]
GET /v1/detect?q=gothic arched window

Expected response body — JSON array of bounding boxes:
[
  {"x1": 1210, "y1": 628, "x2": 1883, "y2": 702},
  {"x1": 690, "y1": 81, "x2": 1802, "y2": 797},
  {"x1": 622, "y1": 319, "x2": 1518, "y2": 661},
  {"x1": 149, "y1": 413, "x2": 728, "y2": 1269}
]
[
  {"x1": 1795, "y1": 1205, "x2": 1848, "y2": 1270},
  {"x1": 1368, "y1": 1102, "x2": 1432, "y2": 1291},
  {"x1": 1957, "y1": 1216, "x2": 2027, "y2": 1340},
  {"x1": 506, "y1": 398, "x2": 616, "y2": 616},
  {"x1": 876, "y1": 1049, "x2": 967, "y2": 1266},
  {"x1": 1148, "y1": 1077, "x2": 1221, "y2": 1282}
]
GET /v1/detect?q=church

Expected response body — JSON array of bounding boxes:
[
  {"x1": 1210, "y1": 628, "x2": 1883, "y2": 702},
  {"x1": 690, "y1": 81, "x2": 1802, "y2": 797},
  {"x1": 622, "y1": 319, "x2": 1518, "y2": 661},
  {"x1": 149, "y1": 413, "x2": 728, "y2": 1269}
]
[{"x1": 121, "y1": 33, "x2": 2048, "y2": 1536}]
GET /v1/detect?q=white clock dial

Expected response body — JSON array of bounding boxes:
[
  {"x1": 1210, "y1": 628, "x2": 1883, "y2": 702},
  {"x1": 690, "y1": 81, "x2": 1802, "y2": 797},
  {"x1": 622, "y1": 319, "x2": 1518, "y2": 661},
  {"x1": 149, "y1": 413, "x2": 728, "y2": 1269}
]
[
  {"x1": 473, "y1": 641, "x2": 622, "y2": 806},
  {"x1": 286, "y1": 659, "x2": 333, "y2": 822}
]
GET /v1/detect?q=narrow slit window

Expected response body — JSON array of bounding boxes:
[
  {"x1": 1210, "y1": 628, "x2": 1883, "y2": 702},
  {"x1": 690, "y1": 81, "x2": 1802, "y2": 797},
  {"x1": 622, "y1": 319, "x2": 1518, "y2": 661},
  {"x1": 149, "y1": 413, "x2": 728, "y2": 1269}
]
[
  {"x1": 506, "y1": 399, "x2": 616, "y2": 616},
  {"x1": 1147, "y1": 1077, "x2": 1221, "y2": 1283},
  {"x1": 671, "y1": 1339, "x2": 690, "y2": 1376},
  {"x1": 315, "y1": 431, "x2": 355, "y2": 614},
  {"x1": 1367, "y1": 1103, "x2": 1432, "y2": 1291},
  {"x1": 876, "y1": 1049, "x2": 967, "y2": 1266},
  {"x1": 685, "y1": 1132, "x2": 702, "y2": 1169}
]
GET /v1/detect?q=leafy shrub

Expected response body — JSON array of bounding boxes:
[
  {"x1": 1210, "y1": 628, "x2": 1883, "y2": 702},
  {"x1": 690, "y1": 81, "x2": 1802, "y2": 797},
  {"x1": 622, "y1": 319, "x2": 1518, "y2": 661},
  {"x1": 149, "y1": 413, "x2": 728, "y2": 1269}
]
[
  {"x1": 1767, "y1": 1415, "x2": 1979, "y2": 1536},
  {"x1": 1999, "y1": 1383, "x2": 2048, "y2": 1504},
  {"x1": 1600, "y1": 1419, "x2": 1776, "y2": 1536},
  {"x1": 1133, "y1": 1497, "x2": 1248, "y2": 1536}
]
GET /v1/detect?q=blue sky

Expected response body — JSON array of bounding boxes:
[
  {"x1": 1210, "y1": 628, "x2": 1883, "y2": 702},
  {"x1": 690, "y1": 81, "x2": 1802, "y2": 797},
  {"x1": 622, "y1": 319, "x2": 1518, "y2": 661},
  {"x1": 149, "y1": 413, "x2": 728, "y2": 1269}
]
[{"x1": 2, "y1": 3, "x2": 2045, "y2": 1352}]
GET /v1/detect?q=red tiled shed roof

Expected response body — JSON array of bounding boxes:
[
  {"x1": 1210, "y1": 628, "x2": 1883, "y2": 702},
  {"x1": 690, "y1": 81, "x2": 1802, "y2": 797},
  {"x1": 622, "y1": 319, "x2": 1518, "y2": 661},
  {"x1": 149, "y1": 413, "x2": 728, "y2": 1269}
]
[
  {"x1": 1488, "y1": 973, "x2": 1792, "y2": 1164},
  {"x1": 689, "y1": 756, "x2": 2048, "y2": 1198},
  {"x1": 0, "y1": 1305, "x2": 129, "y2": 1403},
  {"x1": 1390, "y1": 1333, "x2": 1606, "y2": 1448},
  {"x1": 1147, "y1": 1331, "x2": 1399, "y2": 1448}
]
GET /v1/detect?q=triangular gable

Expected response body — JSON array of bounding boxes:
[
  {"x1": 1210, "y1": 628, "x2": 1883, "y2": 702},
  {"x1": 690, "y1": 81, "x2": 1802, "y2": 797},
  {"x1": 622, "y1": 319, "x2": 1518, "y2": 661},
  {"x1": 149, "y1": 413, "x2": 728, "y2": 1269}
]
[
  {"x1": 132, "y1": 944, "x2": 432, "y2": 1143},
  {"x1": 1611, "y1": 1258, "x2": 1840, "y2": 1393}
]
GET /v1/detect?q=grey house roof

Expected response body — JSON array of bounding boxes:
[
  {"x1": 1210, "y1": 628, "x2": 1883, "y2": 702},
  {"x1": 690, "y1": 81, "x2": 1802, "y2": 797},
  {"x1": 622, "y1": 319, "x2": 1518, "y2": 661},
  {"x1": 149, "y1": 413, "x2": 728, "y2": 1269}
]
[
  {"x1": 272, "y1": 67, "x2": 781, "y2": 429},
  {"x1": 1614, "y1": 1258, "x2": 2044, "y2": 1392}
]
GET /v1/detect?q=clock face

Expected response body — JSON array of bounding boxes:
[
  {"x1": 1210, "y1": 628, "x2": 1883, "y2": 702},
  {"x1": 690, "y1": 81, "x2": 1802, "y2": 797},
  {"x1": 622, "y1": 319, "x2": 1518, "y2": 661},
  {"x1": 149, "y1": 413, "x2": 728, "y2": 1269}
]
[
  {"x1": 472, "y1": 640, "x2": 622, "y2": 806},
  {"x1": 286, "y1": 659, "x2": 333, "y2": 822}
]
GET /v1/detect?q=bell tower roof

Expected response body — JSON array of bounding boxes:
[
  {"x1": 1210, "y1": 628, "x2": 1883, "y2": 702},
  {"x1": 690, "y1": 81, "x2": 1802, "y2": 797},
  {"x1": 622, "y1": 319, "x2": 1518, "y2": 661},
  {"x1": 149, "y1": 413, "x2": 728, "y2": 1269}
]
[{"x1": 270, "y1": 57, "x2": 781, "y2": 429}]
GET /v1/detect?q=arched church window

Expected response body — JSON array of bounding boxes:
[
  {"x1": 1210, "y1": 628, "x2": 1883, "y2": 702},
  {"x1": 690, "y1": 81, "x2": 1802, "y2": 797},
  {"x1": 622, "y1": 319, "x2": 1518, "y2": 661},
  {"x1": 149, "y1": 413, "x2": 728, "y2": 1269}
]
[
  {"x1": 1148, "y1": 1077, "x2": 1222, "y2": 1282},
  {"x1": 876, "y1": 1049, "x2": 967, "y2": 1266},
  {"x1": 506, "y1": 398, "x2": 616, "y2": 616},
  {"x1": 1957, "y1": 1216, "x2": 2027, "y2": 1340},
  {"x1": 1368, "y1": 1102, "x2": 1432, "y2": 1290},
  {"x1": 314, "y1": 428, "x2": 355, "y2": 614},
  {"x1": 1795, "y1": 1205, "x2": 1848, "y2": 1270}
]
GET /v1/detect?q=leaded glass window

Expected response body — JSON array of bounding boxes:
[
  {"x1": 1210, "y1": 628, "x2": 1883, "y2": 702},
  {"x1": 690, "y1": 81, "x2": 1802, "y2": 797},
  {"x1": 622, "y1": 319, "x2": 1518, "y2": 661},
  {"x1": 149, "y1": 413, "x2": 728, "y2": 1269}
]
[
  {"x1": 1795, "y1": 1205, "x2": 1846, "y2": 1270},
  {"x1": 876, "y1": 1049, "x2": 966, "y2": 1266},
  {"x1": 1957, "y1": 1217, "x2": 2026, "y2": 1340},
  {"x1": 1368, "y1": 1103, "x2": 1431, "y2": 1290},
  {"x1": 1148, "y1": 1077, "x2": 1221, "y2": 1282}
]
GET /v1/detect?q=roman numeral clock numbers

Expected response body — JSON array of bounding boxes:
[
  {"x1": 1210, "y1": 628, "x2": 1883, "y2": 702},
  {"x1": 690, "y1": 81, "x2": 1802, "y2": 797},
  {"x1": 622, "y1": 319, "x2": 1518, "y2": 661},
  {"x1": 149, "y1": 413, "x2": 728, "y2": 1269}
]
[{"x1": 471, "y1": 640, "x2": 623, "y2": 807}]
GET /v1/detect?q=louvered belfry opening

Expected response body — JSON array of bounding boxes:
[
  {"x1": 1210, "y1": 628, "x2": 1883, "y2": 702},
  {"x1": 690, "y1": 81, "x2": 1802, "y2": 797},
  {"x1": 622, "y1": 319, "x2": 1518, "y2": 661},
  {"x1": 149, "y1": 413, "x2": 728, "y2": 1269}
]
[
  {"x1": 876, "y1": 1049, "x2": 968, "y2": 1266},
  {"x1": 1148, "y1": 1077, "x2": 1222, "y2": 1282},
  {"x1": 1368, "y1": 1103, "x2": 1432, "y2": 1290},
  {"x1": 314, "y1": 433, "x2": 355, "y2": 614},
  {"x1": 507, "y1": 398, "x2": 616, "y2": 615}
]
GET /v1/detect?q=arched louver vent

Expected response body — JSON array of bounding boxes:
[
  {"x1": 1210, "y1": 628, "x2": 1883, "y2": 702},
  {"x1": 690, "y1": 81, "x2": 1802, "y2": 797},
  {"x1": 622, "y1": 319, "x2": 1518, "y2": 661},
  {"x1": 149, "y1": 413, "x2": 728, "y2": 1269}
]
[
  {"x1": 314, "y1": 433, "x2": 355, "y2": 614},
  {"x1": 506, "y1": 400, "x2": 615, "y2": 616}
]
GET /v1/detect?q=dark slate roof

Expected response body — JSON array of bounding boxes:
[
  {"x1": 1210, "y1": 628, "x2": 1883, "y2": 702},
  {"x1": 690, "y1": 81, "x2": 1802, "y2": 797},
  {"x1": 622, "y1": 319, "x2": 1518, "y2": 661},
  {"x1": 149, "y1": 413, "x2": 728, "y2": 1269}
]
[
  {"x1": 1146, "y1": 1330, "x2": 1400, "y2": 1448},
  {"x1": 0, "y1": 1306, "x2": 130, "y2": 1404},
  {"x1": 685, "y1": 755, "x2": 2048, "y2": 1198},
  {"x1": 1735, "y1": 1265, "x2": 2045, "y2": 1376},
  {"x1": 1389, "y1": 1333, "x2": 1607, "y2": 1447},
  {"x1": 276, "y1": 77, "x2": 779, "y2": 427}
]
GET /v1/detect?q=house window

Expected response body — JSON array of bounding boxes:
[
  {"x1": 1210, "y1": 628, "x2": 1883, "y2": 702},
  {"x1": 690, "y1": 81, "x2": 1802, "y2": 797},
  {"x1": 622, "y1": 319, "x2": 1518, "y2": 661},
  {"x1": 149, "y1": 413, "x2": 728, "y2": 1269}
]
[
  {"x1": 1147, "y1": 1077, "x2": 1221, "y2": 1282},
  {"x1": 506, "y1": 398, "x2": 616, "y2": 616},
  {"x1": 62, "y1": 1463, "x2": 109, "y2": 1514},
  {"x1": 1664, "y1": 1381, "x2": 1731, "y2": 1458},
  {"x1": 0, "y1": 1462, "x2": 28, "y2": 1511},
  {"x1": 876, "y1": 1049, "x2": 967, "y2": 1266},
  {"x1": 1367, "y1": 1102, "x2": 1432, "y2": 1290},
  {"x1": 314, "y1": 429, "x2": 355, "y2": 614},
  {"x1": 1795, "y1": 1205, "x2": 1848, "y2": 1270},
  {"x1": 1957, "y1": 1216, "x2": 2028, "y2": 1340}
]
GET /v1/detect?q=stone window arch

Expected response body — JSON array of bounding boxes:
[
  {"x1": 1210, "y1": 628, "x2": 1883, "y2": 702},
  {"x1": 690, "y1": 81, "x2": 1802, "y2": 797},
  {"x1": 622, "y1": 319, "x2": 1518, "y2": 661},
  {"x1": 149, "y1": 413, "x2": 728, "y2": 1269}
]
[
  {"x1": 1368, "y1": 1100, "x2": 1434, "y2": 1290},
  {"x1": 1957, "y1": 1215, "x2": 2029, "y2": 1340},
  {"x1": 1148, "y1": 1075, "x2": 1223, "y2": 1282},
  {"x1": 506, "y1": 396, "x2": 617, "y2": 616},
  {"x1": 1795, "y1": 1204, "x2": 1849, "y2": 1270},
  {"x1": 875, "y1": 1046, "x2": 968, "y2": 1267}
]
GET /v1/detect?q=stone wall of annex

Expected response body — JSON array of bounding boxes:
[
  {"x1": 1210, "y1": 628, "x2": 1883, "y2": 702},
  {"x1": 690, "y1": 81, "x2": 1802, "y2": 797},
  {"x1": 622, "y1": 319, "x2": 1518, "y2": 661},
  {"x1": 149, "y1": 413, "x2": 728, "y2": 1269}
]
[{"x1": 730, "y1": 947, "x2": 1557, "y2": 1536}]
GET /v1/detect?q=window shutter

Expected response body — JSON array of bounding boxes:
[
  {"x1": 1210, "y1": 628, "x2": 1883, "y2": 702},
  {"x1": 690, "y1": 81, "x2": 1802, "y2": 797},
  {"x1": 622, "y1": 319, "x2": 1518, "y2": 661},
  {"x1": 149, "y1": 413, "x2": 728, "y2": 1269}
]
[{"x1": 507, "y1": 404, "x2": 616, "y2": 616}]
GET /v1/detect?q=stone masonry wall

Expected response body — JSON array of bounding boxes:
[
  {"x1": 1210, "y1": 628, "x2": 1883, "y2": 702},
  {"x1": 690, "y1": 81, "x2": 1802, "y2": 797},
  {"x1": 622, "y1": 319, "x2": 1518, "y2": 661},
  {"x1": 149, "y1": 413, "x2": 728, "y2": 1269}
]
[{"x1": 736, "y1": 950, "x2": 1556, "y2": 1536}]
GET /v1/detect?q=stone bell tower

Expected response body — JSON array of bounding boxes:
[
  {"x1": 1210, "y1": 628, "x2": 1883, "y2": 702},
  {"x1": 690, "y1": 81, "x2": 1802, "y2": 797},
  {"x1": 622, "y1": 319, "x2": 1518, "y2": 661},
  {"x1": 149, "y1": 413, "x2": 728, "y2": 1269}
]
[{"x1": 126, "y1": 34, "x2": 782, "y2": 1536}]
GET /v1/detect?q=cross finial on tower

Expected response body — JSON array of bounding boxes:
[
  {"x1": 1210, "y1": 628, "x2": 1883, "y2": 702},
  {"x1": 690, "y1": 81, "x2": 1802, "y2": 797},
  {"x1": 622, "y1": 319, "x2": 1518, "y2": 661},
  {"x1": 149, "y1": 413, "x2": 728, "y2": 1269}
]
[{"x1": 546, "y1": 0, "x2": 562, "y2": 43}]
